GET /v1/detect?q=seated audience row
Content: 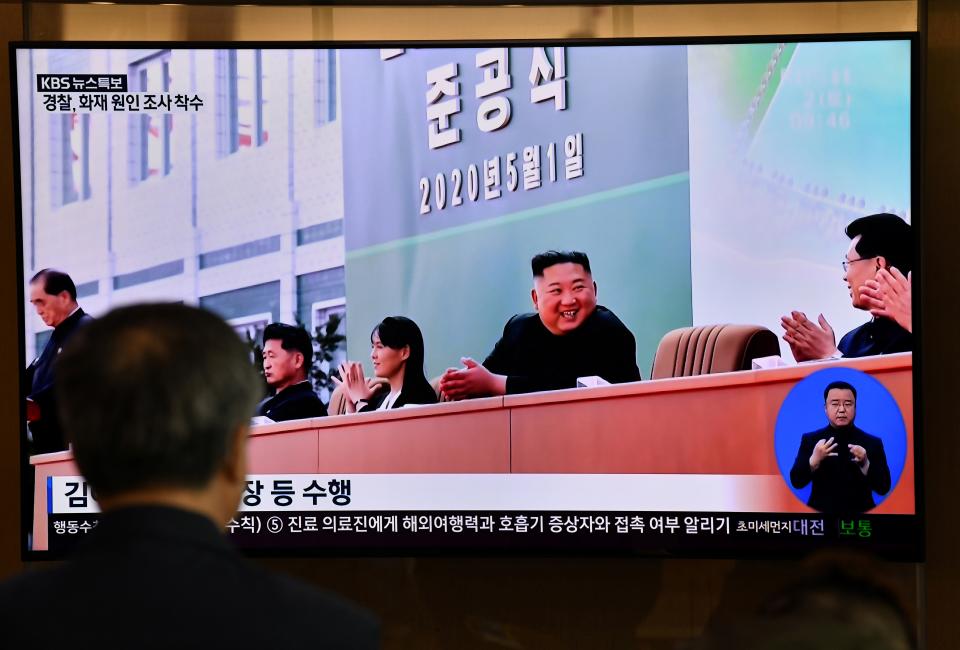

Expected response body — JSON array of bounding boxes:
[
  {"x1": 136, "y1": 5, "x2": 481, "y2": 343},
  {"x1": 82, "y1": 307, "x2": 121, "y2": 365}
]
[{"x1": 256, "y1": 212, "x2": 911, "y2": 422}]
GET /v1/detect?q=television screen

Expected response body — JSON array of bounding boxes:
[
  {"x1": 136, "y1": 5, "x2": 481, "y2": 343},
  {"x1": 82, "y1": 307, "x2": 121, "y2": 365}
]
[{"x1": 13, "y1": 38, "x2": 919, "y2": 557}]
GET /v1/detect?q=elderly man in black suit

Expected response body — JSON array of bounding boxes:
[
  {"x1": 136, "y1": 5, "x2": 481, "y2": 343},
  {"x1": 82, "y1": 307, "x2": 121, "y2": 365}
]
[{"x1": 24, "y1": 269, "x2": 93, "y2": 454}]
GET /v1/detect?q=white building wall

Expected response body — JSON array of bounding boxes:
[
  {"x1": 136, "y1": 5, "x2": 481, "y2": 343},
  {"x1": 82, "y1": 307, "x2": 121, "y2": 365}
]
[
  {"x1": 20, "y1": 47, "x2": 348, "y2": 358},
  {"x1": 110, "y1": 49, "x2": 193, "y2": 278}
]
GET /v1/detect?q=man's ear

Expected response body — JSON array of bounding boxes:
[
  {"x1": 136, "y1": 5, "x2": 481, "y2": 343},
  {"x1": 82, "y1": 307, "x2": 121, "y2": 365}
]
[
  {"x1": 593, "y1": 281, "x2": 598, "y2": 296},
  {"x1": 531, "y1": 287, "x2": 539, "y2": 311},
  {"x1": 293, "y1": 351, "x2": 304, "y2": 370},
  {"x1": 222, "y1": 425, "x2": 249, "y2": 486},
  {"x1": 875, "y1": 255, "x2": 888, "y2": 271}
]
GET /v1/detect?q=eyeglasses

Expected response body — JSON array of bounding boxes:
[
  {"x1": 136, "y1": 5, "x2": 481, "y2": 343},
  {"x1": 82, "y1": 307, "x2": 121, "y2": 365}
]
[{"x1": 842, "y1": 256, "x2": 876, "y2": 272}]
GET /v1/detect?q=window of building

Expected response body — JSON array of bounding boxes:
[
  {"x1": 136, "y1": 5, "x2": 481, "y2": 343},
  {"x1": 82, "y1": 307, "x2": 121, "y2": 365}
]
[
  {"x1": 217, "y1": 49, "x2": 269, "y2": 156},
  {"x1": 229, "y1": 311, "x2": 272, "y2": 351},
  {"x1": 314, "y1": 49, "x2": 337, "y2": 126},
  {"x1": 51, "y1": 113, "x2": 91, "y2": 209},
  {"x1": 130, "y1": 51, "x2": 173, "y2": 181},
  {"x1": 68, "y1": 114, "x2": 91, "y2": 204},
  {"x1": 49, "y1": 50, "x2": 91, "y2": 209}
]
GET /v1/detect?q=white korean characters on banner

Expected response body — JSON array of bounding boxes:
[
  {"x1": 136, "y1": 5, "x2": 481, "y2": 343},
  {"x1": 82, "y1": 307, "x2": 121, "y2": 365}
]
[
  {"x1": 424, "y1": 47, "x2": 567, "y2": 150},
  {"x1": 419, "y1": 132, "x2": 585, "y2": 215},
  {"x1": 415, "y1": 47, "x2": 581, "y2": 215}
]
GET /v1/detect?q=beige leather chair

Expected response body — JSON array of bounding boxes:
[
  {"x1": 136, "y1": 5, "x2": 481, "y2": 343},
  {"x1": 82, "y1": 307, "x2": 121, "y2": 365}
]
[{"x1": 650, "y1": 324, "x2": 781, "y2": 380}]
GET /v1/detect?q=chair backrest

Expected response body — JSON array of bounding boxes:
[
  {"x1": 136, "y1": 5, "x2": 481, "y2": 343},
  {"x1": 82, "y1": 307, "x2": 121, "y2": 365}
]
[
  {"x1": 327, "y1": 382, "x2": 350, "y2": 416},
  {"x1": 650, "y1": 324, "x2": 781, "y2": 380}
]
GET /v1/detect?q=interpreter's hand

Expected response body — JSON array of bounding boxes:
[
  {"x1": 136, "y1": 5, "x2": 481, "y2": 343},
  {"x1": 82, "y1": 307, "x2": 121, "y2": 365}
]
[
  {"x1": 438, "y1": 357, "x2": 507, "y2": 400},
  {"x1": 781, "y1": 311, "x2": 838, "y2": 361},
  {"x1": 331, "y1": 361, "x2": 379, "y2": 405},
  {"x1": 861, "y1": 268, "x2": 912, "y2": 334},
  {"x1": 809, "y1": 436, "x2": 839, "y2": 471},
  {"x1": 848, "y1": 443, "x2": 870, "y2": 475}
]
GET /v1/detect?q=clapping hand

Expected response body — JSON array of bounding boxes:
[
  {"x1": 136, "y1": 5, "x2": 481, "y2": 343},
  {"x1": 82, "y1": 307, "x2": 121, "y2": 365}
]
[
  {"x1": 331, "y1": 361, "x2": 381, "y2": 407},
  {"x1": 861, "y1": 267, "x2": 912, "y2": 333},
  {"x1": 781, "y1": 311, "x2": 838, "y2": 361},
  {"x1": 438, "y1": 357, "x2": 505, "y2": 400}
]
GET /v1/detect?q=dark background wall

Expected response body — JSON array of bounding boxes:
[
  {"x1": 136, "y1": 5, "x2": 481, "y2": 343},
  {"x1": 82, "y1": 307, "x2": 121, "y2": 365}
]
[{"x1": 0, "y1": 2, "x2": 955, "y2": 647}]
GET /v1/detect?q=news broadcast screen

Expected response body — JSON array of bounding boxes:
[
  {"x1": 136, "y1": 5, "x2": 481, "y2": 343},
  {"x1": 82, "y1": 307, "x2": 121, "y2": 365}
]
[{"x1": 13, "y1": 39, "x2": 919, "y2": 557}]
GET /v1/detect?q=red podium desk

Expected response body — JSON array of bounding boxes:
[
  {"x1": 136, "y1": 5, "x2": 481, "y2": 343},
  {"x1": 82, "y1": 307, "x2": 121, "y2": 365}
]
[{"x1": 30, "y1": 354, "x2": 913, "y2": 551}]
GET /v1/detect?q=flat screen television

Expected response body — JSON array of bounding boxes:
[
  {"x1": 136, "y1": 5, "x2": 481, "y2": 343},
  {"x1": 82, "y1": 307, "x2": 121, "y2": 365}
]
[{"x1": 12, "y1": 36, "x2": 921, "y2": 558}]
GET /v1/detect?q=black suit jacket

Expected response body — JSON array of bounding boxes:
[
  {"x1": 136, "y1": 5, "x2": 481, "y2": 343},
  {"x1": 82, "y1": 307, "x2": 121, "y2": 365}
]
[
  {"x1": 789, "y1": 424, "x2": 892, "y2": 513},
  {"x1": 24, "y1": 308, "x2": 94, "y2": 454},
  {"x1": 483, "y1": 306, "x2": 642, "y2": 395},
  {"x1": 359, "y1": 379, "x2": 438, "y2": 412},
  {"x1": 838, "y1": 317, "x2": 911, "y2": 358},
  {"x1": 257, "y1": 381, "x2": 328, "y2": 421},
  {"x1": 0, "y1": 506, "x2": 378, "y2": 650}
]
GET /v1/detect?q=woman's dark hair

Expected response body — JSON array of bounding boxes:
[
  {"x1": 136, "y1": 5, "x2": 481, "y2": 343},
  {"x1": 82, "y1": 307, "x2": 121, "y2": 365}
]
[{"x1": 371, "y1": 316, "x2": 432, "y2": 397}]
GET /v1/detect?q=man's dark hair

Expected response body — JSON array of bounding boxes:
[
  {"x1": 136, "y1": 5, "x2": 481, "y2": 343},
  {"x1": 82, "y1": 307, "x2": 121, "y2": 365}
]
[
  {"x1": 29, "y1": 268, "x2": 77, "y2": 301},
  {"x1": 262, "y1": 322, "x2": 314, "y2": 372},
  {"x1": 531, "y1": 250, "x2": 592, "y2": 277},
  {"x1": 55, "y1": 303, "x2": 262, "y2": 498},
  {"x1": 694, "y1": 555, "x2": 916, "y2": 650},
  {"x1": 846, "y1": 213, "x2": 912, "y2": 275},
  {"x1": 756, "y1": 567, "x2": 917, "y2": 649},
  {"x1": 824, "y1": 380, "x2": 858, "y2": 402}
]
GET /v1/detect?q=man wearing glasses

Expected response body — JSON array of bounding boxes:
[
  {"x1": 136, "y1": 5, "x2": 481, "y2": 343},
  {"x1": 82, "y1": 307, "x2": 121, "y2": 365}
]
[
  {"x1": 789, "y1": 380, "x2": 891, "y2": 513},
  {"x1": 781, "y1": 213, "x2": 912, "y2": 361}
]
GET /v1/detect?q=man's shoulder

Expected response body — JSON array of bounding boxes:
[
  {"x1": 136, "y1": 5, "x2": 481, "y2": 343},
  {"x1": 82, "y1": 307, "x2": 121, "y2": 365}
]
[
  {"x1": 184, "y1": 560, "x2": 380, "y2": 647},
  {"x1": 70, "y1": 309, "x2": 94, "y2": 329},
  {"x1": 592, "y1": 305, "x2": 628, "y2": 325},
  {"x1": 499, "y1": 312, "x2": 540, "y2": 337},
  {"x1": 590, "y1": 306, "x2": 634, "y2": 336},
  {"x1": 267, "y1": 383, "x2": 327, "y2": 420},
  {"x1": 241, "y1": 563, "x2": 378, "y2": 638},
  {"x1": 263, "y1": 567, "x2": 378, "y2": 623},
  {"x1": 840, "y1": 320, "x2": 868, "y2": 338},
  {"x1": 799, "y1": 426, "x2": 832, "y2": 442},
  {"x1": 852, "y1": 426, "x2": 885, "y2": 448},
  {"x1": 0, "y1": 559, "x2": 100, "y2": 636},
  {"x1": 838, "y1": 320, "x2": 868, "y2": 352},
  {"x1": 0, "y1": 563, "x2": 62, "y2": 607},
  {"x1": 279, "y1": 382, "x2": 322, "y2": 402},
  {"x1": 0, "y1": 569, "x2": 51, "y2": 643},
  {"x1": 840, "y1": 318, "x2": 911, "y2": 356},
  {"x1": 504, "y1": 312, "x2": 539, "y2": 328},
  {"x1": 0, "y1": 535, "x2": 377, "y2": 647}
]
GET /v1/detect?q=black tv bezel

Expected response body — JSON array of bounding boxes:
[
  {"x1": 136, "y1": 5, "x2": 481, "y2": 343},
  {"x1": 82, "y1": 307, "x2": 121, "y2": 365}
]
[{"x1": 10, "y1": 33, "x2": 924, "y2": 562}]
